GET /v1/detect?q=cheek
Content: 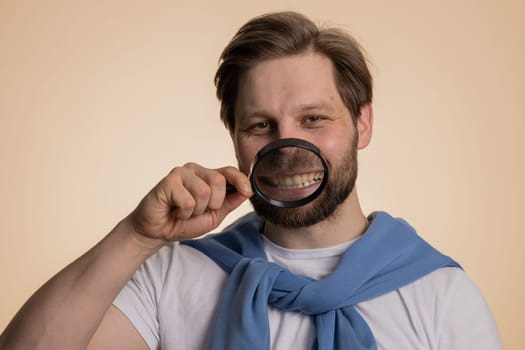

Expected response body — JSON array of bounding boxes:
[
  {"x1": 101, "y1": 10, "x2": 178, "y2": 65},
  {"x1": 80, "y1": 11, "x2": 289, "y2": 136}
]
[
  {"x1": 315, "y1": 129, "x2": 354, "y2": 166},
  {"x1": 234, "y1": 140, "x2": 258, "y2": 174}
]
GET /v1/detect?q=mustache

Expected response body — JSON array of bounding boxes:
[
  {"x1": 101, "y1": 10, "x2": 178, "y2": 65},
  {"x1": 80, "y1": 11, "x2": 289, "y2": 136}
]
[{"x1": 254, "y1": 148, "x2": 323, "y2": 174}]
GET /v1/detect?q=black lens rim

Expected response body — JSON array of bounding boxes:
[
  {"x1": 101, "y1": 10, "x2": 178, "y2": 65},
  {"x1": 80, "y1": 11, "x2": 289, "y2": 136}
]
[{"x1": 250, "y1": 138, "x2": 329, "y2": 208}]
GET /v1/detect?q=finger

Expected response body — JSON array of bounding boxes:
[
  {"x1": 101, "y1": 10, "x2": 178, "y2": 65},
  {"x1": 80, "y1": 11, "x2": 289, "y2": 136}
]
[
  {"x1": 178, "y1": 164, "x2": 214, "y2": 217},
  {"x1": 184, "y1": 165, "x2": 250, "y2": 225},
  {"x1": 160, "y1": 169, "x2": 198, "y2": 220},
  {"x1": 217, "y1": 166, "x2": 253, "y2": 197},
  {"x1": 185, "y1": 164, "x2": 248, "y2": 212},
  {"x1": 199, "y1": 170, "x2": 229, "y2": 211},
  {"x1": 215, "y1": 191, "x2": 250, "y2": 223}
]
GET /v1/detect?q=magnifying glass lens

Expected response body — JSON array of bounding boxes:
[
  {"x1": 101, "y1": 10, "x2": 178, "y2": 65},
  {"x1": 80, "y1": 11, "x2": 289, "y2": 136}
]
[
  {"x1": 250, "y1": 139, "x2": 328, "y2": 208},
  {"x1": 253, "y1": 147, "x2": 323, "y2": 201}
]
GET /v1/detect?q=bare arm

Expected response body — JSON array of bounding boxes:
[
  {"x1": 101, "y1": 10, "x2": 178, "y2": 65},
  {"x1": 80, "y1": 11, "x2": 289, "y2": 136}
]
[
  {"x1": 87, "y1": 305, "x2": 149, "y2": 350},
  {"x1": 0, "y1": 219, "x2": 158, "y2": 350},
  {"x1": 0, "y1": 164, "x2": 252, "y2": 350}
]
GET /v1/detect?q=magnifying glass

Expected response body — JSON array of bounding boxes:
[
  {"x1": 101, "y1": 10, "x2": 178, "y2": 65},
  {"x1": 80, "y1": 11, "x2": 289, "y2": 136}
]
[{"x1": 229, "y1": 138, "x2": 329, "y2": 208}]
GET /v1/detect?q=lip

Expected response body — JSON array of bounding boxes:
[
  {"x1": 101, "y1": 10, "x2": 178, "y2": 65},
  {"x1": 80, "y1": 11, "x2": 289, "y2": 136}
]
[
  {"x1": 255, "y1": 174, "x2": 323, "y2": 202},
  {"x1": 257, "y1": 171, "x2": 324, "y2": 190}
]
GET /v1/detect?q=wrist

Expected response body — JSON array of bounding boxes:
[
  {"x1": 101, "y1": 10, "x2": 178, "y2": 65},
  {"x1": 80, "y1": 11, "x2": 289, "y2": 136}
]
[{"x1": 113, "y1": 217, "x2": 166, "y2": 258}]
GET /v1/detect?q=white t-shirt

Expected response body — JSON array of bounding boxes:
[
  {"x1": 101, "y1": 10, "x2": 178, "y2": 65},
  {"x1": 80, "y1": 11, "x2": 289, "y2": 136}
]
[{"x1": 113, "y1": 235, "x2": 501, "y2": 350}]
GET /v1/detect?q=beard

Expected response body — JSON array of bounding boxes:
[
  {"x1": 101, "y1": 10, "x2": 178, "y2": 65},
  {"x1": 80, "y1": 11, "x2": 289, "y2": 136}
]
[{"x1": 249, "y1": 133, "x2": 358, "y2": 228}]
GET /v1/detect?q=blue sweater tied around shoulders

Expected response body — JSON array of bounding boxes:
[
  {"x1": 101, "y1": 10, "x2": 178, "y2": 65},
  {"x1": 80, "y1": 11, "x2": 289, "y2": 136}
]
[{"x1": 181, "y1": 211, "x2": 460, "y2": 350}]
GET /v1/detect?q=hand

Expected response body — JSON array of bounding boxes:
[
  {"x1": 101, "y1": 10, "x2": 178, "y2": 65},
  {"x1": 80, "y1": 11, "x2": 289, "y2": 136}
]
[{"x1": 126, "y1": 163, "x2": 252, "y2": 245}]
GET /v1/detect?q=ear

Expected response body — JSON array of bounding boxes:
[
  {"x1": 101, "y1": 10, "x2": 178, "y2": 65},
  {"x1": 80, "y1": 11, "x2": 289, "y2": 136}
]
[{"x1": 356, "y1": 103, "x2": 373, "y2": 149}]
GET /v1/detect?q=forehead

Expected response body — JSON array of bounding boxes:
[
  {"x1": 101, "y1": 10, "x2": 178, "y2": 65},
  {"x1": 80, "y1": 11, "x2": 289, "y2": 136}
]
[{"x1": 234, "y1": 51, "x2": 345, "y2": 118}]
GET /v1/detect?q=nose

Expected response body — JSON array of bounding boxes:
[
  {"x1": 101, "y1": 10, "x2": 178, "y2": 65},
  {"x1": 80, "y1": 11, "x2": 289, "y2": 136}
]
[{"x1": 274, "y1": 121, "x2": 306, "y2": 141}]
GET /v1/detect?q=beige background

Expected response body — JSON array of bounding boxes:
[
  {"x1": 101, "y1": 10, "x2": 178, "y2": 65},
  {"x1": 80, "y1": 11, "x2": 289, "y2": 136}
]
[{"x1": 1, "y1": 0, "x2": 523, "y2": 348}]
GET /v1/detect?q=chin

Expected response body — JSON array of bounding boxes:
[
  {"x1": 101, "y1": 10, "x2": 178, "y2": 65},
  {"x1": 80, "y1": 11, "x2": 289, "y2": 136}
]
[{"x1": 250, "y1": 183, "x2": 352, "y2": 229}]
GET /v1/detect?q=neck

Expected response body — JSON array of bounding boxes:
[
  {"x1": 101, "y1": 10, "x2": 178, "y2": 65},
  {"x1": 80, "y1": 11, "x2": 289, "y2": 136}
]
[{"x1": 262, "y1": 190, "x2": 368, "y2": 249}]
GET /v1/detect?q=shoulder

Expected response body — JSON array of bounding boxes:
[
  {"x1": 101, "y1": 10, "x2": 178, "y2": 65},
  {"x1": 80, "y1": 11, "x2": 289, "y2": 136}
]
[
  {"x1": 357, "y1": 267, "x2": 502, "y2": 349},
  {"x1": 401, "y1": 266, "x2": 473, "y2": 299},
  {"x1": 142, "y1": 241, "x2": 228, "y2": 278},
  {"x1": 114, "y1": 241, "x2": 228, "y2": 302},
  {"x1": 412, "y1": 267, "x2": 501, "y2": 349},
  {"x1": 113, "y1": 241, "x2": 229, "y2": 350}
]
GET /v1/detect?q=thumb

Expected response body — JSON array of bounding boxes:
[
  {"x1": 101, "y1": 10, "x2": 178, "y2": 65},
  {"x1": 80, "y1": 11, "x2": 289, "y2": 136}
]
[{"x1": 216, "y1": 191, "x2": 250, "y2": 222}]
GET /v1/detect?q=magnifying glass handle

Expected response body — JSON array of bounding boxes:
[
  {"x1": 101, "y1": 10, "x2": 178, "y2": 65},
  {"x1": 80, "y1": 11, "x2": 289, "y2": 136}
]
[{"x1": 226, "y1": 183, "x2": 237, "y2": 194}]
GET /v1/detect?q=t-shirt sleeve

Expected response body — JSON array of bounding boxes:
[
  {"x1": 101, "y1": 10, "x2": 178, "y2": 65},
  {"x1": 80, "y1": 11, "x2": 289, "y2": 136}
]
[
  {"x1": 112, "y1": 243, "x2": 175, "y2": 350},
  {"x1": 435, "y1": 268, "x2": 502, "y2": 350}
]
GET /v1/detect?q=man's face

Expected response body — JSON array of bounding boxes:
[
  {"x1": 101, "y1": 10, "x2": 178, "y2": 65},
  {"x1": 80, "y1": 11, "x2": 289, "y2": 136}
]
[{"x1": 232, "y1": 51, "x2": 360, "y2": 227}]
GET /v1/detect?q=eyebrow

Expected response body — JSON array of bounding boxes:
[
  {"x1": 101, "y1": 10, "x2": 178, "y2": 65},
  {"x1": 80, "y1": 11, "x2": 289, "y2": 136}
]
[
  {"x1": 296, "y1": 102, "x2": 337, "y2": 114},
  {"x1": 241, "y1": 102, "x2": 337, "y2": 119}
]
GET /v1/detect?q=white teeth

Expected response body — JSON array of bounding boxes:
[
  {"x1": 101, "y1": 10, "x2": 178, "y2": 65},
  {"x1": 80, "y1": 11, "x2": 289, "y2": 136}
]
[{"x1": 269, "y1": 172, "x2": 324, "y2": 189}]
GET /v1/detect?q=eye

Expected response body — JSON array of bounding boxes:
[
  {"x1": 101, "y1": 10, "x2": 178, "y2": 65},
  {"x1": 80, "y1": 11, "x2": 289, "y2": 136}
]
[
  {"x1": 244, "y1": 120, "x2": 275, "y2": 135},
  {"x1": 304, "y1": 115, "x2": 325, "y2": 124},
  {"x1": 253, "y1": 121, "x2": 272, "y2": 130}
]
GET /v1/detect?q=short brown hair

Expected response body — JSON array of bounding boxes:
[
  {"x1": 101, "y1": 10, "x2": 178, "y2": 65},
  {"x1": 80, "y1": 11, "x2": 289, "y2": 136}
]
[{"x1": 215, "y1": 11, "x2": 373, "y2": 130}]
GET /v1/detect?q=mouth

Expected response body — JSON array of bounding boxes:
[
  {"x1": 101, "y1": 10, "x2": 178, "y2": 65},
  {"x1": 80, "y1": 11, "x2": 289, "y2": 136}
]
[{"x1": 257, "y1": 171, "x2": 324, "y2": 190}]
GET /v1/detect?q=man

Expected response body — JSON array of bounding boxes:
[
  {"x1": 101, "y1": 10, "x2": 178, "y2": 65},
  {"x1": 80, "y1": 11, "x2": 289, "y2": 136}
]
[{"x1": 0, "y1": 11, "x2": 501, "y2": 350}]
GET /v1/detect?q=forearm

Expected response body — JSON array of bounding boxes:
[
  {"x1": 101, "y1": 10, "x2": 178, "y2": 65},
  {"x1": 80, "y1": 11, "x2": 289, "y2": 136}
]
[{"x1": 0, "y1": 219, "x2": 164, "y2": 350}]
